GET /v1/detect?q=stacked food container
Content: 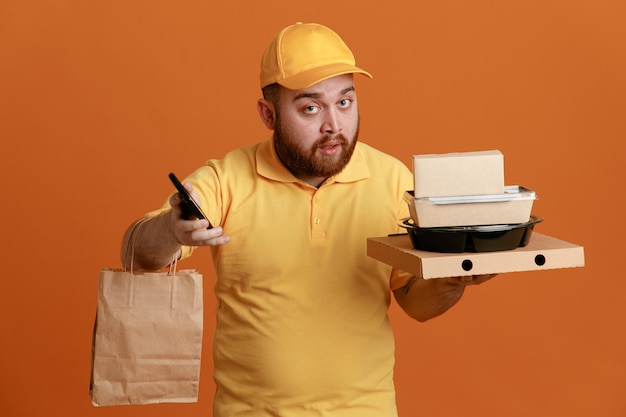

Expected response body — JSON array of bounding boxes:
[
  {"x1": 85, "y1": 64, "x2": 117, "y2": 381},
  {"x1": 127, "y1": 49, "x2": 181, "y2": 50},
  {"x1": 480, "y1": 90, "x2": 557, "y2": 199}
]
[{"x1": 401, "y1": 150, "x2": 543, "y2": 253}]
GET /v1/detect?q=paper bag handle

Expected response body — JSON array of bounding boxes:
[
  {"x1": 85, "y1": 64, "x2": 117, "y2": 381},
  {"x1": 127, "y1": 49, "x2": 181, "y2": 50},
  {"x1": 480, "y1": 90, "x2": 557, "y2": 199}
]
[{"x1": 124, "y1": 217, "x2": 179, "y2": 276}]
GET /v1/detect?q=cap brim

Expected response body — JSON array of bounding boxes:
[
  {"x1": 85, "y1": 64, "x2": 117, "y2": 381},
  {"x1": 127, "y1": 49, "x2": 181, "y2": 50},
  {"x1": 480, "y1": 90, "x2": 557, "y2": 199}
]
[{"x1": 278, "y1": 63, "x2": 372, "y2": 90}]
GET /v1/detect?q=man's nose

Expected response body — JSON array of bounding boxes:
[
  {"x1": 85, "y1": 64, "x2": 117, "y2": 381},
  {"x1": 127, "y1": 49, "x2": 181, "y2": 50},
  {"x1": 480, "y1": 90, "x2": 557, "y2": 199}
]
[{"x1": 320, "y1": 108, "x2": 342, "y2": 134}]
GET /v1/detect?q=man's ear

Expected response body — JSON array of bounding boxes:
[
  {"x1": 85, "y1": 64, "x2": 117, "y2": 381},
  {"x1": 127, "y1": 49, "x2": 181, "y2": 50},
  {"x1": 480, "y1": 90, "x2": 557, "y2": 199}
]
[{"x1": 257, "y1": 99, "x2": 276, "y2": 130}]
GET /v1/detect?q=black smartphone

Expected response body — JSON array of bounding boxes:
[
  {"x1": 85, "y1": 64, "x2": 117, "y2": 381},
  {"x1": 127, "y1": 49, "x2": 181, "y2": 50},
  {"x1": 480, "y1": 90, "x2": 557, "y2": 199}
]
[{"x1": 168, "y1": 172, "x2": 213, "y2": 228}]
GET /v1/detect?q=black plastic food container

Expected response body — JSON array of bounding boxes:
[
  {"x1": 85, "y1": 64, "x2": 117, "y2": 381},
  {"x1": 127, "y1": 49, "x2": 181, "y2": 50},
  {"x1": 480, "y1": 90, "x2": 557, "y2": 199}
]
[{"x1": 400, "y1": 215, "x2": 544, "y2": 253}]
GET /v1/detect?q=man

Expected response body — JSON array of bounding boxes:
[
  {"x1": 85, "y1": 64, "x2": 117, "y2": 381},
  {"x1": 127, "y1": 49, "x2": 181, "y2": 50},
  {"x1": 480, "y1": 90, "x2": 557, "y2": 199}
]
[{"x1": 122, "y1": 22, "x2": 493, "y2": 417}]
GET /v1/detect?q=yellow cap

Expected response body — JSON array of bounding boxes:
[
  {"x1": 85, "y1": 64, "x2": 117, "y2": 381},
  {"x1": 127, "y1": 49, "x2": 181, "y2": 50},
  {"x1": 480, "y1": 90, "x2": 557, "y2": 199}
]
[{"x1": 260, "y1": 22, "x2": 372, "y2": 90}]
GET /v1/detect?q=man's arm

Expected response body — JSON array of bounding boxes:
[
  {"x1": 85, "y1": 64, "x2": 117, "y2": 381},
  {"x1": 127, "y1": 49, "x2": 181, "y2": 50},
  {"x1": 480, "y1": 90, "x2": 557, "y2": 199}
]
[
  {"x1": 393, "y1": 274, "x2": 496, "y2": 322},
  {"x1": 121, "y1": 183, "x2": 229, "y2": 270}
]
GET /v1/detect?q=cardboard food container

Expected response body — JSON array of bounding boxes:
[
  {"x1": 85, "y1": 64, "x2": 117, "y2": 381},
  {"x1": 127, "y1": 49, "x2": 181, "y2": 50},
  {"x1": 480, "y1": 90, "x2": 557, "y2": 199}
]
[
  {"x1": 404, "y1": 186, "x2": 537, "y2": 227},
  {"x1": 413, "y1": 150, "x2": 504, "y2": 198},
  {"x1": 367, "y1": 233, "x2": 585, "y2": 279}
]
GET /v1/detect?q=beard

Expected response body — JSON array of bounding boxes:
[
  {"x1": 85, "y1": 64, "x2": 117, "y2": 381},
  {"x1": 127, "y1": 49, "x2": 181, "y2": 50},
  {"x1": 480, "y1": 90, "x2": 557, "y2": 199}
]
[{"x1": 274, "y1": 116, "x2": 359, "y2": 181}]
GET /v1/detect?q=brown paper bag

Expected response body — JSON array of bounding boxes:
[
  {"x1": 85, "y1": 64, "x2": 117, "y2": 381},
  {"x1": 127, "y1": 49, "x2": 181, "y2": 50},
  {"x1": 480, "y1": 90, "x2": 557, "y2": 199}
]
[{"x1": 90, "y1": 219, "x2": 203, "y2": 406}]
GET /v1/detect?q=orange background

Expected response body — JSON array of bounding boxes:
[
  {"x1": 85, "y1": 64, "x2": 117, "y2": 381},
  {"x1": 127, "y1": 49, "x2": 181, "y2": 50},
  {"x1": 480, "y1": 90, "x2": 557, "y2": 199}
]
[{"x1": 1, "y1": 1, "x2": 624, "y2": 416}]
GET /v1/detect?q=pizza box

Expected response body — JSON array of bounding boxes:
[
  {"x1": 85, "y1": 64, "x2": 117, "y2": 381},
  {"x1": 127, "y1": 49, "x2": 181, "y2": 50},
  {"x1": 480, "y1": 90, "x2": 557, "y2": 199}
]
[{"x1": 367, "y1": 232, "x2": 584, "y2": 279}]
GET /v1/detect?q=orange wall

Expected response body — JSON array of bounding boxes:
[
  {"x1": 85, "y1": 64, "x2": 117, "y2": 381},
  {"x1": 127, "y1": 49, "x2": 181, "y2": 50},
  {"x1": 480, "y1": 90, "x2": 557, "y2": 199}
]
[{"x1": 1, "y1": 1, "x2": 624, "y2": 416}]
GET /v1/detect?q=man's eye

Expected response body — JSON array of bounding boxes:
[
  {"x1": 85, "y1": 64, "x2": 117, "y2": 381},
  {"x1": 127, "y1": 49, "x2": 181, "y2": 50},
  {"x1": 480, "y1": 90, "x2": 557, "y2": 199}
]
[
  {"x1": 338, "y1": 99, "x2": 352, "y2": 108},
  {"x1": 304, "y1": 105, "x2": 319, "y2": 114}
]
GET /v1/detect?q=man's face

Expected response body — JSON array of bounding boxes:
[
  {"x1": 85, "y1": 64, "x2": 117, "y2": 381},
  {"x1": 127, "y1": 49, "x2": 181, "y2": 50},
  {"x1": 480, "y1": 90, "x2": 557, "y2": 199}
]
[{"x1": 273, "y1": 74, "x2": 360, "y2": 187}]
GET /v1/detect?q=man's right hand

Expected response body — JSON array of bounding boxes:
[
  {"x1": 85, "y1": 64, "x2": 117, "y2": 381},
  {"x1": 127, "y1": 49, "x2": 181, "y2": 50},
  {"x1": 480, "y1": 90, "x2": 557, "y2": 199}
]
[
  {"x1": 168, "y1": 182, "x2": 230, "y2": 247},
  {"x1": 121, "y1": 183, "x2": 230, "y2": 270}
]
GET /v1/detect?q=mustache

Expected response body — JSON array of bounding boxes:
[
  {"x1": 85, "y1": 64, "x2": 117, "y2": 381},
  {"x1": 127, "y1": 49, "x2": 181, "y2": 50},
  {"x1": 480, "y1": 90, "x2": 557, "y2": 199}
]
[{"x1": 316, "y1": 134, "x2": 349, "y2": 147}]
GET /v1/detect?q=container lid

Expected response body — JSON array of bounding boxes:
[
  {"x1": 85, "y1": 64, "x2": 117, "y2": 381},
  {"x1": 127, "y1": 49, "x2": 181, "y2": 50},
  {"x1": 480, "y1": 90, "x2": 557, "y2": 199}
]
[{"x1": 407, "y1": 186, "x2": 536, "y2": 205}]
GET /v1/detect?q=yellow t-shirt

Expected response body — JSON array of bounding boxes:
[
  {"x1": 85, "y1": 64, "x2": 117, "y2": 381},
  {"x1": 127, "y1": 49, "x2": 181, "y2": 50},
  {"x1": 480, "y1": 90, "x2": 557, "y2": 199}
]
[{"x1": 158, "y1": 138, "x2": 413, "y2": 416}]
